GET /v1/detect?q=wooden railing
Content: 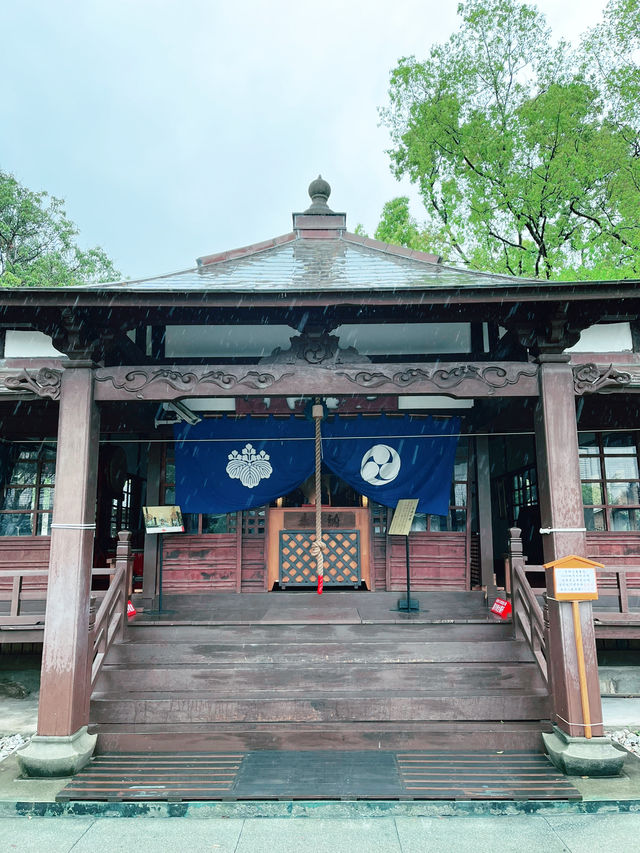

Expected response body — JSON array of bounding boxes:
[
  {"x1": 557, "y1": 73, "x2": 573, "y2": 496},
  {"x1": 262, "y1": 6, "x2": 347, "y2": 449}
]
[
  {"x1": 0, "y1": 567, "x2": 111, "y2": 629},
  {"x1": 508, "y1": 529, "x2": 548, "y2": 686},
  {"x1": 508, "y1": 528, "x2": 640, "y2": 642},
  {"x1": 0, "y1": 569, "x2": 49, "y2": 626},
  {"x1": 591, "y1": 567, "x2": 640, "y2": 621},
  {"x1": 88, "y1": 530, "x2": 132, "y2": 691}
]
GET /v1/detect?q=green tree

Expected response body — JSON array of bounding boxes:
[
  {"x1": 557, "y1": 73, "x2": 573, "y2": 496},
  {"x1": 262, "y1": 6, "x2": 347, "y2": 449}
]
[
  {"x1": 0, "y1": 170, "x2": 120, "y2": 287},
  {"x1": 374, "y1": 197, "x2": 432, "y2": 252},
  {"x1": 380, "y1": 0, "x2": 640, "y2": 279}
]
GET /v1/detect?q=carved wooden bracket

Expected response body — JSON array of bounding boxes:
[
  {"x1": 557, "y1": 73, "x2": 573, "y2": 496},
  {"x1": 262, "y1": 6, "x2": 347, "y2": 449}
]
[
  {"x1": 1, "y1": 368, "x2": 62, "y2": 400},
  {"x1": 504, "y1": 306, "x2": 584, "y2": 356},
  {"x1": 260, "y1": 329, "x2": 370, "y2": 366},
  {"x1": 573, "y1": 363, "x2": 637, "y2": 394}
]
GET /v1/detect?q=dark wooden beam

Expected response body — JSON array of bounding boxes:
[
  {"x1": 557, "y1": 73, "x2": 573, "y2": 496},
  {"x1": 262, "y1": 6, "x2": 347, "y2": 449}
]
[{"x1": 92, "y1": 361, "x2": 540, "y2": 402}]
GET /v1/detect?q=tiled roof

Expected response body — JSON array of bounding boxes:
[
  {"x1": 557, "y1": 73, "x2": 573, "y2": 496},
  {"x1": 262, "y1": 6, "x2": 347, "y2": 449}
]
[{"x1": 81, "y1": 232, "x2": 548, "y2": 292}]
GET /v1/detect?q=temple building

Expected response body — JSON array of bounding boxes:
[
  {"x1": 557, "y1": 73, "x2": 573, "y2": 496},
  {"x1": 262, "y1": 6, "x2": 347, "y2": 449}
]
[{"x1": 0, "y1": 177, "x2": 637, "y2": 782}]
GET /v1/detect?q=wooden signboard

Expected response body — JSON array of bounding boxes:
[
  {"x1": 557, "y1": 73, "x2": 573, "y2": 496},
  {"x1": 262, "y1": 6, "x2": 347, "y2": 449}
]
[
  {"x1": 389, "y1": 499, "x2": 419, "y2": 537},
  {"x1": 545, "y1": 555, "x2": 603, "y2": 602}
]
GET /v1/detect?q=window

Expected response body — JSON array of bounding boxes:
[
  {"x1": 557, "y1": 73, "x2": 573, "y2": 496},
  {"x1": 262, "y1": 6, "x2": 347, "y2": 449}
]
[
  {"x1": 110, "y1": 476, "x2": 132, "y2": 539},
  {"x1": 511, "y1": 467, "x2": 538, "y2": 517},
  {"x1": 0, "y1": 444, "x2": 56, "y2": 536},
  {"x1": 579, "y1": 432, "x2": 640, "y2": 531},
  {"x1": 410, "y1": 439, "x2": 469, "y2": 532}
]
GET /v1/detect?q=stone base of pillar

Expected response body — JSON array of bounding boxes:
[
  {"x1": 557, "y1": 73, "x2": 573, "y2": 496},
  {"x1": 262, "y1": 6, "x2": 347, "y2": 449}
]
[
  {"x1": 16, "y1": 726, "x2": 97, "y2": 778},
  {"x1": 543, "y1": 725, "x2": 626, "y2": 777}
]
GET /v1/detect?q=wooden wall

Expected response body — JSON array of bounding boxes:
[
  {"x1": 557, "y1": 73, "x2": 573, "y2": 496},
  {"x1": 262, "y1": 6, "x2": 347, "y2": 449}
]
[
  {"x1": 158, "y1": 526, "x2": 471, "y2": 594},
  {"x1": 240, "y1": 535, "x2": 267, "y2": 592},
  {"x1": 587, "y1": 531, "x2": 640, "y2": 587},
  {"x1": 0, "y1": 537, "x2": 50, "y2": 593},
  {"x1": 388, "y1": 533, "x2": 468, "y2": 591},
  {"x1": 161, "y1": 534, "x2": 238, "y2": 593}
]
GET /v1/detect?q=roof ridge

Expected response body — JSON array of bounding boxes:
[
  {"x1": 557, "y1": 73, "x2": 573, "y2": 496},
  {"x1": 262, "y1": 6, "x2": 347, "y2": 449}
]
[
  {"x1": 197, "y1": 233, "x2": 296, "y2": 267},
  {"x1": 342, "y1": 231, "x2": 442, "y2": 265}
]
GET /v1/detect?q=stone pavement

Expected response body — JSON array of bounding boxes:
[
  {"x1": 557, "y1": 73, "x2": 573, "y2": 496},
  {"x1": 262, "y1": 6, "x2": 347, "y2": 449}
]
[{"x1": 3, "y1": 811, "x2": 640, "y2": 852}]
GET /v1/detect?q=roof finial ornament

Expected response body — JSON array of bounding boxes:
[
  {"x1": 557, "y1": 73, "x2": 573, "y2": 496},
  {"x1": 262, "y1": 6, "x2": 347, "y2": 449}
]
[{"x1": 305, "y1": 175, "x2": 334, "y2": 214}]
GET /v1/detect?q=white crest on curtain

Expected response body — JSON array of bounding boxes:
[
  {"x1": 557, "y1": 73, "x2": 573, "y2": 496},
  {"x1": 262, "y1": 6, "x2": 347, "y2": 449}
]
[
  {"x1": 226, "y1": 443, "x2": 273, "y2": 488},
  {"x1": 360, "y1": 444, "x2": 401, "y2": 486}
]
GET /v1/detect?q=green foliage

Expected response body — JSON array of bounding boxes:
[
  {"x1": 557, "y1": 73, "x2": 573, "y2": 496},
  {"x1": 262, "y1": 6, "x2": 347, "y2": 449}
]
[
  {"x1": 374, "y1": 197, "x2": 432, "y2": 252},
  {"x1": 0, "y1": 170, "x2": 120, "y2": 287},
  {"x1": 380, "y1": 0, "x2": 640, "y2": 279}
]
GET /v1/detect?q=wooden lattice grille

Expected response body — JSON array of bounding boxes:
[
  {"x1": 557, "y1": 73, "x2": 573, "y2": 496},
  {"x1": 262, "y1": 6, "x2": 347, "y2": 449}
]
[{"x1": 279, "y1": 530, "x2": 361, "y2": 587}]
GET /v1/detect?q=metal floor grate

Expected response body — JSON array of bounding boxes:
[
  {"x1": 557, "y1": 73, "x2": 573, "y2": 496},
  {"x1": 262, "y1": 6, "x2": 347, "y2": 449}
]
[{"x1": 57, "y1": 749, "x2": 581, "y2": 802}]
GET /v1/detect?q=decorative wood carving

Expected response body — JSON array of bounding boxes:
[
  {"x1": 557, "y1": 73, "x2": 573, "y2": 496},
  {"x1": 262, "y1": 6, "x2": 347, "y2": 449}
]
[
  {"x1": 94, "y1": 361, "x2": 541, "y2": 400},
  {"x1": 335, "y1": 364, "x2": 538, "y2": 395},
  {"x1": 573, "y1": 363, "x2": 635, "y2": 394},
  {"x1": 2, "y1": 368, "x2": 62, "y2": 400},
  {"x1": 260, "y1": 329, "x2": 369, "y2": 366},
  {"x1": 95, "y1": 367, "x2": 289, "y2": 398}
]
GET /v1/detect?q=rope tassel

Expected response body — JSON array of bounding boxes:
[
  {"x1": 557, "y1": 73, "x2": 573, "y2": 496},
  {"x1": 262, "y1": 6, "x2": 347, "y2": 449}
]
[{"x1": 311, "y1": 403, "x2": 327, "y2": 594}]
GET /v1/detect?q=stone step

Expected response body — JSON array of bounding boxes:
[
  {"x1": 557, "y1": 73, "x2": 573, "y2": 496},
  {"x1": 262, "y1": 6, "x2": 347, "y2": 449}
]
[{"x1": 96, "y1": 661, "x2": 545, "y2": 694}]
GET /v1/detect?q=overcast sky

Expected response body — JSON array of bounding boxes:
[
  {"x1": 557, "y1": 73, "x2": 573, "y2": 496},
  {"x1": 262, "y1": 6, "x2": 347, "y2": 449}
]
[{"x1": 1, "y1": 0, "x2": 609, "y2": 280}]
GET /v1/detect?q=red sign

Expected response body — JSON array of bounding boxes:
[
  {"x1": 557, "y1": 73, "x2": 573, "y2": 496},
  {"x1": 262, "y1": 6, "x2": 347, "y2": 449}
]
[
  {"x1": 490, "y1": 598, "x2": 512, "y2": 619},
  {"x1": 127, "y1": 600, "x2": 137, "y2": 618}
]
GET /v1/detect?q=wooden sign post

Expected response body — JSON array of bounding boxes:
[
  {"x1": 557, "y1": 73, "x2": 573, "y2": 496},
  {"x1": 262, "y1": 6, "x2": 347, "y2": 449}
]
[
  {"x1": 390, "y1": 499, "x2": 419, "y2": 612},
  {"x1": 545, "y1": 555, "x2": 602, "y2": 739}
]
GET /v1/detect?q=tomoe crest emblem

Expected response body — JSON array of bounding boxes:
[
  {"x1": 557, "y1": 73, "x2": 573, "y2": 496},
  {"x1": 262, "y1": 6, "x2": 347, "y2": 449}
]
[{"x1": 226, "y1": 443, "x2": 273, "y2": 488}]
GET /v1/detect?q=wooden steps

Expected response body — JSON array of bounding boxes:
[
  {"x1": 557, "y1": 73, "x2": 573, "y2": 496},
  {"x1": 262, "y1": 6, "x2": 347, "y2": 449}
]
[
  {"x1": 95, "y1": 721, "x2": 551, "y2": 752},
  {"x1": 90, "y1": 620, "x2": 551, "y2": 753}
]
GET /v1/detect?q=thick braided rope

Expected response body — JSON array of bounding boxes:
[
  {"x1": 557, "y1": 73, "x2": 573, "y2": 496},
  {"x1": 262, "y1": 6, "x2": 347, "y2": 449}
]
[{"x1": 309, "y1": 411, "x2": 325, "y2": 591}]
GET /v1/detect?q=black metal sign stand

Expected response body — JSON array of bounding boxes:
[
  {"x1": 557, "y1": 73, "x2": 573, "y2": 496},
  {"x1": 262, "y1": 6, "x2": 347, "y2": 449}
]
[{"x1": 397, "y1": 534, "x2": 419, "y2": 611}]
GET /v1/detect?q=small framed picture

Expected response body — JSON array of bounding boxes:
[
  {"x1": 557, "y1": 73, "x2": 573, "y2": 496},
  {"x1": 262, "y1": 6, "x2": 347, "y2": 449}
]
[{"x1": 143, "y1": 506, "x2": 184, "y2": 534}]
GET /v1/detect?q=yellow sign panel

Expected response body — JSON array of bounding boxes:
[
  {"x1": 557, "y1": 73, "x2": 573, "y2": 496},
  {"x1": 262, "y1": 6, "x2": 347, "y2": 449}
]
[
  {"x1": 544, "y1": 554, "x2": 602, "y2": 601},
  {"x1": 388, "y1": 499, "x2": 419, "y2": 537}
]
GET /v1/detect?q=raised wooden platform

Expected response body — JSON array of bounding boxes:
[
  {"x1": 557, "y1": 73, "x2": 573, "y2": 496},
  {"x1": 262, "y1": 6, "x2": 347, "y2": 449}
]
[{"x1": 57, "y1": 750, "x2": 580, "y2": 802}]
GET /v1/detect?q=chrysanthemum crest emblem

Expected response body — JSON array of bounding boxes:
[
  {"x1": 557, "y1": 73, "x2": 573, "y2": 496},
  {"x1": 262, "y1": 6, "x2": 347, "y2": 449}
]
[{"x1": 226, "y1": 443, "x2": 273, "y2": 488}]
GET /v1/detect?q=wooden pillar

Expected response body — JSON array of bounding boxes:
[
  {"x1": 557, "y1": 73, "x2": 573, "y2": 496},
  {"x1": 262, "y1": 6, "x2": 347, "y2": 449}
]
[
  {"x1": 475, "y1": 436, "x2": 497, "y2": 600},
  {"x1": 534, "y1": 355, "x2": 586, "y2": 563},
  {"x1": 18, "y1": 364, "x2": 100, "y2": 776},
  {"x1": 543, "y1": 566, "x2": 604, "y2": 739},
  {"x1": 532, "y1": 357, "x2": 622, "y2": 770},
  {"x1": 141, "y1": 441, "x2": 162, "y2": 610},
  {"x1": 38, "y1": 364, "x2": 99, "y2": 737}
]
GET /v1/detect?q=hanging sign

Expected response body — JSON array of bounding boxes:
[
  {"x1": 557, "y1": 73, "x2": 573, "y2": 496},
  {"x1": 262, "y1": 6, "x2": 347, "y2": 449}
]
[
  {"x1": 143, "y1": 506, "x2": 184, "y2": 534},
  {"x1": 388, "y1": 499, "x2": 419, "y2": 537}
]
